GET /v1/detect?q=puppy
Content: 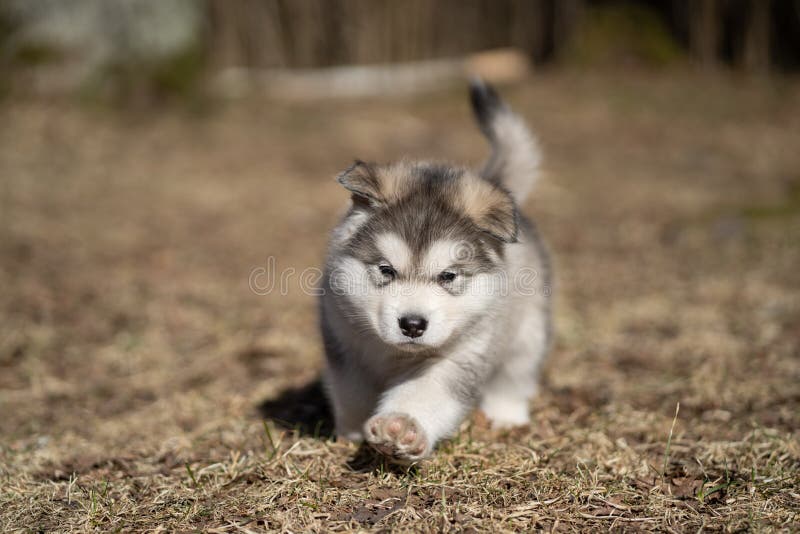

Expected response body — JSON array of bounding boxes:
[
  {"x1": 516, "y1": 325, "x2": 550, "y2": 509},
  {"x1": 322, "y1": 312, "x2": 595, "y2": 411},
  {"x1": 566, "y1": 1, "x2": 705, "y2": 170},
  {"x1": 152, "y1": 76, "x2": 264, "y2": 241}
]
[{"x1": 320, "y1": 80, "x2": 551, "y2": 463}]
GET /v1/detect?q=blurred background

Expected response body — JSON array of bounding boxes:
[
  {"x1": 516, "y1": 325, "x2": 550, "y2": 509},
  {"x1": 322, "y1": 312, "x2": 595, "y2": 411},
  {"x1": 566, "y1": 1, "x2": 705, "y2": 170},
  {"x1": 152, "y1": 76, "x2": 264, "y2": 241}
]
[
  {"x1": 1, "y1": 0, "x2": 800, "y2": 101},
  {"x1": 1, "y1": 2, "x2": 799, "y2": 530}
]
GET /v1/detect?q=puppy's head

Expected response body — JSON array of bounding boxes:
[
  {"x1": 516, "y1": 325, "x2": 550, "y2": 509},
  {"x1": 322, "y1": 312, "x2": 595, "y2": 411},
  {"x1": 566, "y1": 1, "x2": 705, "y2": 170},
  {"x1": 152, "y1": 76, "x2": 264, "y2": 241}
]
[{"x1": 328, "y1": 161, "x2": 517, "y2": 352}]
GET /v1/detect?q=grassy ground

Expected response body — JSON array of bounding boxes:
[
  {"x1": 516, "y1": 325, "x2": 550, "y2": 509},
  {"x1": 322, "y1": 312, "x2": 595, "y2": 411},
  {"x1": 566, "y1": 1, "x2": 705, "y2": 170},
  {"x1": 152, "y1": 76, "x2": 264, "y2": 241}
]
[{"x1": 1, "y1": 72, "x2": 799, "y2": 532}]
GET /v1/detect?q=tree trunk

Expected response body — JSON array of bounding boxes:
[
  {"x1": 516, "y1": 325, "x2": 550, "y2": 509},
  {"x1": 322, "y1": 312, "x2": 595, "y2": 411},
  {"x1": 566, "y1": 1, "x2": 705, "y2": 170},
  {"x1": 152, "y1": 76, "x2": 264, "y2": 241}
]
[
  {"x1": 740, "y1": 0, "x2": 771, "y2": 73},
  {"x1": 688, "y1": 0, "x2": 719, "y2": 69}
]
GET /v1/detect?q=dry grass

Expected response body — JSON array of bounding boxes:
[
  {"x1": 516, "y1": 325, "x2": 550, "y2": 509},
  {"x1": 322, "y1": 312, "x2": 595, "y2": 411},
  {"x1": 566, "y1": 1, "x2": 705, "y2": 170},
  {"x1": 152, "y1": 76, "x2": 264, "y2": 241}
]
[{"x1": 1, "y1": 72, "x2": 799, "y2": 532}]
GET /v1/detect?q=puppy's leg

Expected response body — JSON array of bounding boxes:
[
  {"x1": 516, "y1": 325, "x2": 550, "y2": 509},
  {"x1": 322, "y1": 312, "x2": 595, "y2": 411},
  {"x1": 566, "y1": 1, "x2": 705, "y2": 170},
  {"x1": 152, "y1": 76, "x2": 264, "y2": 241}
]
[
  {"x1": 324, "y1": 363, "x2": 377, "y2": 442},
  {"x1": 480, "y1": 311, "x2": 548, "y2": 428},
  {"x1": 479, "y1": 356, "x2": 538, "y2": 428},
  {"x1": 364, "y1": 358, "x2": 484, "y2": 464}
]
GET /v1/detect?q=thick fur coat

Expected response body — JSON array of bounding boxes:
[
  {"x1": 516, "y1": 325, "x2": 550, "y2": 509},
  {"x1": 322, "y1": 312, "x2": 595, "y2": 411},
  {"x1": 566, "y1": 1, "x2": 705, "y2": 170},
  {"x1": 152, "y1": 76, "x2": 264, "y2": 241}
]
[{"x1": 320, "y1": 81, "x2": 552, "y2": 463}]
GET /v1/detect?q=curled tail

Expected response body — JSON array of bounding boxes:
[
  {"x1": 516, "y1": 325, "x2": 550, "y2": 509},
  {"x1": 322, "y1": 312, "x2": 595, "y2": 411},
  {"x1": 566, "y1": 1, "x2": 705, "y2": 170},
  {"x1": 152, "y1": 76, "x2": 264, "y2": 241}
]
[{"x1": 469, "y1": 79, "x2": 541, "y2": 203}]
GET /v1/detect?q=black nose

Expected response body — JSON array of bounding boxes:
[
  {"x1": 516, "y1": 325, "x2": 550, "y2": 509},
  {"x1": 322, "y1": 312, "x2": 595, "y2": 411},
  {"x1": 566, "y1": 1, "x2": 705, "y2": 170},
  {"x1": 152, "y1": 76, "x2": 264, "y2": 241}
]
[{"x1": 399, "y1": 315, "x2": 427, "y2": 338}]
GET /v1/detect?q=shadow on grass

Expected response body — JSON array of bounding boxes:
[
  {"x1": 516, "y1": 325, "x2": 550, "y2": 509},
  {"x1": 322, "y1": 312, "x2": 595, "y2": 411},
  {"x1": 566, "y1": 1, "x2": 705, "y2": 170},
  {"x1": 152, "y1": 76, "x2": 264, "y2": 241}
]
[
  {"x1": 346, "y1": 442, "x2": 420, "y2": 476},
  {"x1": 258, "y1": 378, "x2": 334, "y2": 438},
  {"x1": 258, "y1": 379, "x2": 418, "y2": 474}
]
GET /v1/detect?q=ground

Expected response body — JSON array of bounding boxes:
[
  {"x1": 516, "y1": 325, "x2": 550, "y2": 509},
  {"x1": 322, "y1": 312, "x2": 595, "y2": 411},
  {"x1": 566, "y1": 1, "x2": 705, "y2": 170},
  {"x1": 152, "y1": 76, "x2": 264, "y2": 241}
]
[{"x1": 1, "y1": 72, "x2": 798, "y2": 532}]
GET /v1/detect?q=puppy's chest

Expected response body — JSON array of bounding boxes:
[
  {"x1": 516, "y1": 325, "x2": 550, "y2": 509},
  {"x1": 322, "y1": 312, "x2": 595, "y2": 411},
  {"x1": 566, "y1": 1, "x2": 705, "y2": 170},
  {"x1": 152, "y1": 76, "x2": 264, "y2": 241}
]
[{"x1": 355, "y1": 345, "x2": 436, "y2": 386}]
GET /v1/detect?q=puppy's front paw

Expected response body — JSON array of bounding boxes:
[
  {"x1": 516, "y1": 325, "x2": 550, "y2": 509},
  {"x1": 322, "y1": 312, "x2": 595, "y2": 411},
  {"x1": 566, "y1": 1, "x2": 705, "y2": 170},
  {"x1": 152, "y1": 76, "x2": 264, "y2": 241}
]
[{"x1": 364, "y1": 413, "x2": 429, "y2": 464}]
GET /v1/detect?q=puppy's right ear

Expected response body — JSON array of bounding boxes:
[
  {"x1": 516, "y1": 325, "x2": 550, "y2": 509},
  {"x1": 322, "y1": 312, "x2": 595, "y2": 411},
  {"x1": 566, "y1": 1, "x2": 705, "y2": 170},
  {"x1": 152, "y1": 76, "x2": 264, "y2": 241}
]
[{"x1": 337, "y1": 160, "x2": 384, "y2": 208}]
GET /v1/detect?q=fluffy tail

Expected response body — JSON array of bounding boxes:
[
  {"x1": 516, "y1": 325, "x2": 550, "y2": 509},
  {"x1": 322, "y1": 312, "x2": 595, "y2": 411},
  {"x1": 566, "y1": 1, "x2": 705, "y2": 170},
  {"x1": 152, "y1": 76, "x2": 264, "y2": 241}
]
[{"x1": 469, "y1": 79, "x2": 541, "y2": 203}]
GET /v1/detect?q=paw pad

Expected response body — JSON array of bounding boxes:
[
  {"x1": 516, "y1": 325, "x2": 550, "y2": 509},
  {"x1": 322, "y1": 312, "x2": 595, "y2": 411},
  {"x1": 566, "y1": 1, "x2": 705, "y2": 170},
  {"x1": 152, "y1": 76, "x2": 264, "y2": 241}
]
[{"x1": 364, "y1": 413, "x2": 429, "y2": 464}]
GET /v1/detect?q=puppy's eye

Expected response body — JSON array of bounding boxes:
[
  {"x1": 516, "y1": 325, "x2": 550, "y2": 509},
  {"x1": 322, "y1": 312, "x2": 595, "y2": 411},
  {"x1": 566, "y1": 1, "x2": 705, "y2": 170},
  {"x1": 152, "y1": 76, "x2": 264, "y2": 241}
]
[
  {"x1": 379, "y1": 265, "x2": 397, "y2": 279},
  {"x1": 438, "y1": 271, "x2": 457, "y2": 284}
]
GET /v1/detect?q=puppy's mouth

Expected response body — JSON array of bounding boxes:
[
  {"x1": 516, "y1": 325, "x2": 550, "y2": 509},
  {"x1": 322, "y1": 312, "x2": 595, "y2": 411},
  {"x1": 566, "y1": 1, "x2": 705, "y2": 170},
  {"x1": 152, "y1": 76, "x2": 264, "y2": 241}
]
[
  {"x1": 395, "y1": 340, "x2": 432, "y2": 353},
  {"x1": 395, "y1": 337, "x2": 450, "y2": 356}
]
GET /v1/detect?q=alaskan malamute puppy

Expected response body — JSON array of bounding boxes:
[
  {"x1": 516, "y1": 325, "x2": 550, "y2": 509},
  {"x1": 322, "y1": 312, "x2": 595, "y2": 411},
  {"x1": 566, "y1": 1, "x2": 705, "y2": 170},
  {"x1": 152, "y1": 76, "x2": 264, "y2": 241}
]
[{"x1": 320, "y1": 81, "x2": 551, "y2": 463}]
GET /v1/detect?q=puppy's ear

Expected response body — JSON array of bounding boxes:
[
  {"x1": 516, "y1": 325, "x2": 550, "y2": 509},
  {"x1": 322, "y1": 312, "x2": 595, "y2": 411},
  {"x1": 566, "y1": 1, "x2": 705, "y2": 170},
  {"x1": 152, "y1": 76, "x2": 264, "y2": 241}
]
[
  {"x1": 336, "y1": 160, "x2": 384, "y2": 208},
  {"x1": 459, "y1": 176, "x2": 518, "y2": 243},
  {"x1": 475, "y1": 193, "x2": 518, "y2": 243}
]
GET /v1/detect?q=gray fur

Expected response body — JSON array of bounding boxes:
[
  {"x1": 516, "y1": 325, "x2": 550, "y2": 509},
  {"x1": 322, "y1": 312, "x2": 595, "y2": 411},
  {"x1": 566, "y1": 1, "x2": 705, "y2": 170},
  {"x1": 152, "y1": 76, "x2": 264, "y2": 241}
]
[
  {"x1": 470, "y1": 78, "x2": 542, "y2": 203},
  {"x1": 320, "y1": 81, "x2": 552, "y2": 463}
]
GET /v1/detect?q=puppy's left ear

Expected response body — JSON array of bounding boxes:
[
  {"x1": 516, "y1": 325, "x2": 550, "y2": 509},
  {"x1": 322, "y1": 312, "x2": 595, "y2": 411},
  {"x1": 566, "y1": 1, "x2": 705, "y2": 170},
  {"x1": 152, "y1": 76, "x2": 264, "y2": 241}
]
[
  {"x1": 475, "y1": 193, "x2": 518, "y2": 243},
  {"x1": 459, "y1": 178, "x2": 518, "y2": 243},
  {"x1": 336, "y1": 160, "x2": 384, "y2": 208}
]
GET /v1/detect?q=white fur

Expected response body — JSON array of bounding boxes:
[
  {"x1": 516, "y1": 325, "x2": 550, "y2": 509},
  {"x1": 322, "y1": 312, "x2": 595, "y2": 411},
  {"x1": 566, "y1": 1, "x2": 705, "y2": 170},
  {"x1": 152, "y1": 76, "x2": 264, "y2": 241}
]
[
  {"x1": 322, "y1": 230, "x2": 550, "y2": 456},
  {"x1": 420, "y1": 239, "x2": 459, "y2": 275},
  {"x1": 482, "y1": 111, "x2": 542, "y2": 203},
  {"x1": 375, "y1": 232, "x2": 413, "y2": 274}
]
